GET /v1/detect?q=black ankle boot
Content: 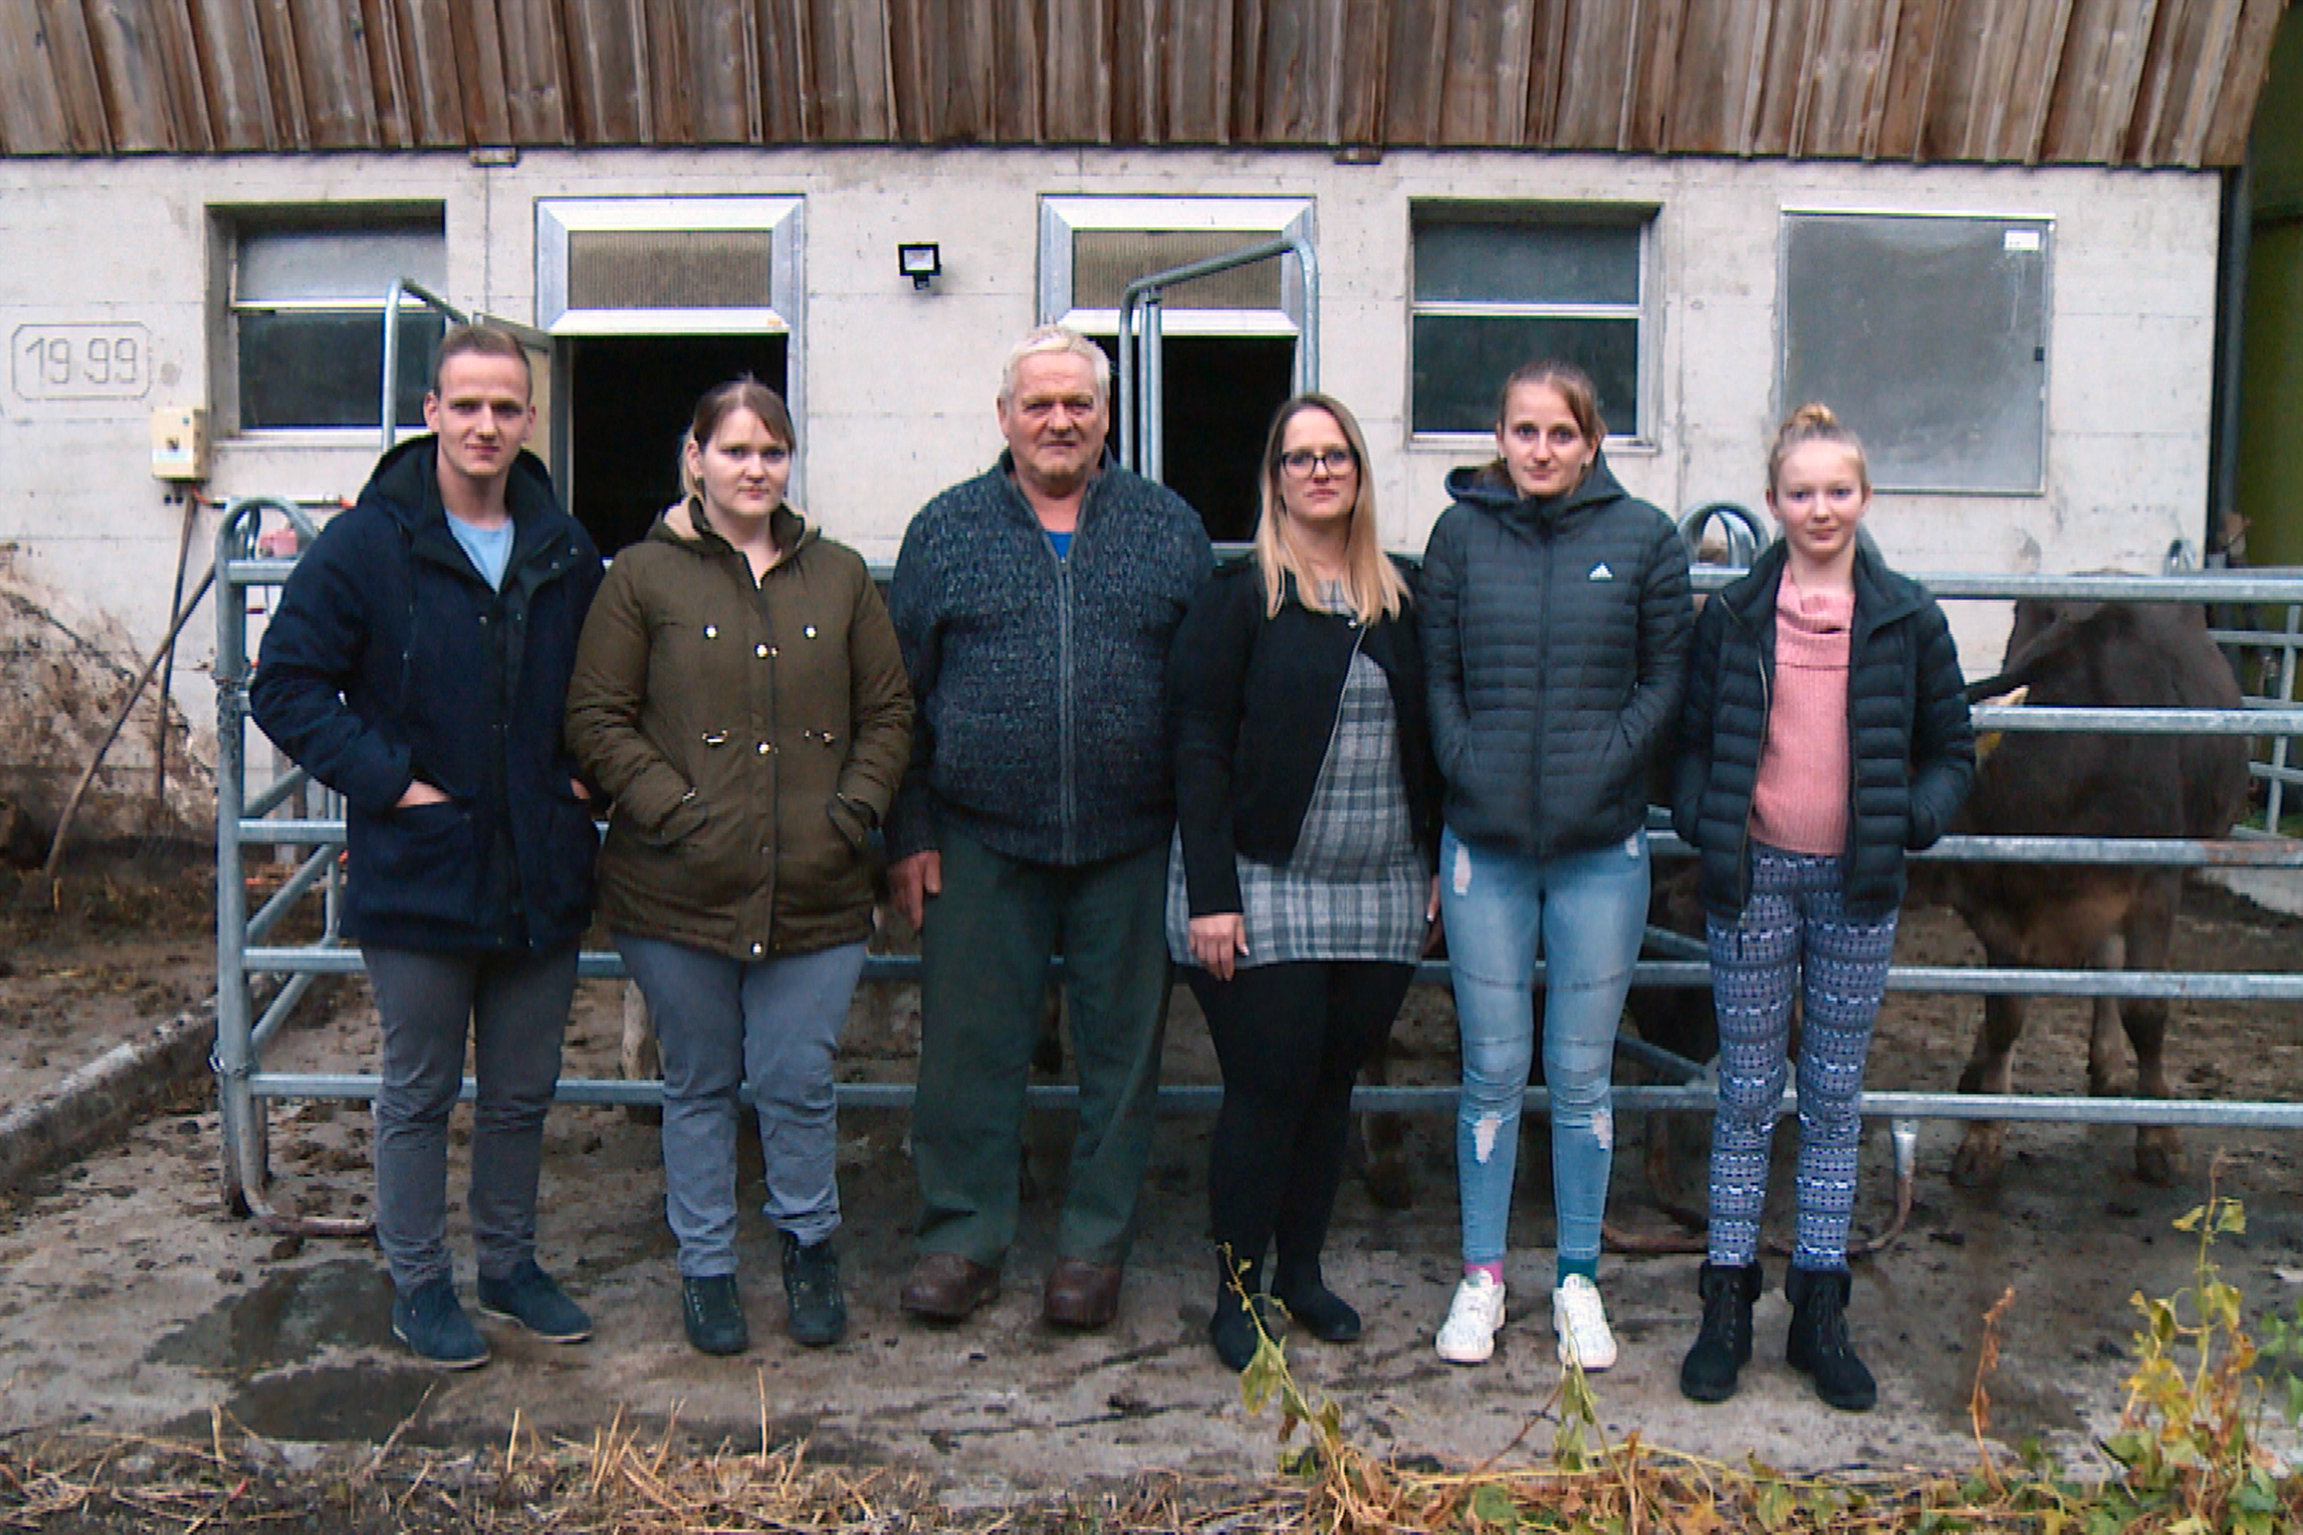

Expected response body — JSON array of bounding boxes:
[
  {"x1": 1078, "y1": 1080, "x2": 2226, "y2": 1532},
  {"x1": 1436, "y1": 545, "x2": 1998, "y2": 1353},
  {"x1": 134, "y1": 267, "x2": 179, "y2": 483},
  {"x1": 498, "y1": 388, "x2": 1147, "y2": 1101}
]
[
  {"x1": 1209, "y1": 1254, "x2": 1269, "y2": 1372},
  {"x1": 1272, "y1": 1258, "x2": 1362, "y2": 1344},
  {"x1": 1679, "y1": 1261, "x2": 1763, "y2": 1403},
  {"x1": 1785, "y1": 1266, "x2": 1876, "y2": 1412}
]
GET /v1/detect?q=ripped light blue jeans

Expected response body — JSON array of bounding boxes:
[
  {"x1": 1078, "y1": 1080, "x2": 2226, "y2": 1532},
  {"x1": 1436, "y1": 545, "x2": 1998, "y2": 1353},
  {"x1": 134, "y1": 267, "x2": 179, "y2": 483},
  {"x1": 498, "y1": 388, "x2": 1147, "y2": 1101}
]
[{"x1": 1441, "y1": 825, "x2": 1649, "y2": 1272}]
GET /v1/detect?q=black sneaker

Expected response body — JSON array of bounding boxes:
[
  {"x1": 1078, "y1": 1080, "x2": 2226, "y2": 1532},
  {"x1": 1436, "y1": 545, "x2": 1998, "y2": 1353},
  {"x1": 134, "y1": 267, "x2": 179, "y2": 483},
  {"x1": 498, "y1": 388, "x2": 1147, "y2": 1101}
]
[
  {"x1": 477, "y1": 1260, "x2": 593, "y2": 1344},
  {"x1": 391, "y1": 1280, "x2": 490, "y2": 1370},
  {"x1": 781, "y1": 1232, "x2": 848, "y2": 1347},
  {"x1": 682, "y1": 1274, "x2": 749, "y2": 1356},
  {"x1": 1786, "y1": 1265, "x2": 1877, "y2": 1412}
]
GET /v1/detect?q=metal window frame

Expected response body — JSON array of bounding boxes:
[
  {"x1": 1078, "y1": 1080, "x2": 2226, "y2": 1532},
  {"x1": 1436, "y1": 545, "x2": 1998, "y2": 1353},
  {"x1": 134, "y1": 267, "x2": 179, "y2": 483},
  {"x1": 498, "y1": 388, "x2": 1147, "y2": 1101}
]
[
  {"x1": 1775, "y1": 205, "x2": 2056, "y2": 496},
  {"x1": 1406, "y1": 202, "x2": 1655, "y2": 444},
  {"x1": 536, "y1": 194, "x2": 806, "y2": 505},
  {"x1": 223, "y1": 209, "x2": 447, "y2": 436},
  {"x1": 1038, "y1": 195, "x2": 1314, "y2": 338}
]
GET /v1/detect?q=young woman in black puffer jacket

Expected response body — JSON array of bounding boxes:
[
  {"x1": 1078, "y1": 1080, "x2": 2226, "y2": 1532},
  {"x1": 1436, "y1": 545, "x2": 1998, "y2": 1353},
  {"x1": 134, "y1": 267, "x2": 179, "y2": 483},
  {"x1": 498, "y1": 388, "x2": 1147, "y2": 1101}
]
[
  {"x1": 1670, "y1": 404, "x2": 1974, "y2": 1414},
  {"x1": 1420, "y1": 361, "x2": 1693, "y2": 1374}
]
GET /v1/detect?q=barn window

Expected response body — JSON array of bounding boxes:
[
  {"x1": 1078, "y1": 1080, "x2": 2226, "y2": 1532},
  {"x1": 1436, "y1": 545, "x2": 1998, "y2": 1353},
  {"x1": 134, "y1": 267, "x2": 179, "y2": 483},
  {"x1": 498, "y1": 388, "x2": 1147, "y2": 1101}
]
[
  {"x1": 1039, "y1": 196, "x2": 1315, "y2": 543},
  {"x1": 226, "y1": 211, "x2": 446, "y2": 433},
  {"x1": 1409, "y1": 205, "x2": 1652, "y2": 439},
  {"x1": 1780, "y1": 210, "x2": 2051, "y2": 494}
]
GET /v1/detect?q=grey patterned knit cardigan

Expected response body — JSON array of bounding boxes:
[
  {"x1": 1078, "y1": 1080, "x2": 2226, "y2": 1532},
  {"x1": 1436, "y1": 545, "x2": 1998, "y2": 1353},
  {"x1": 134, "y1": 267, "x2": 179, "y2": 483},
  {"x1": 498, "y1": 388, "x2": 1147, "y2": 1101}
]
[{"x1": 887, "y1": 453, "x2": 1212, "y2": 868}]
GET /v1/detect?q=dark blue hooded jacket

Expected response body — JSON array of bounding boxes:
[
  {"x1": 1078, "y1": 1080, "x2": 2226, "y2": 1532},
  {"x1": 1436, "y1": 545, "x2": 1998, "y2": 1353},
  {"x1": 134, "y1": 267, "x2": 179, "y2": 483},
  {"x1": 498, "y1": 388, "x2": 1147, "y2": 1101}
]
[{"x1": 250, "y1": 437, "x2": 602, "y2": 951}]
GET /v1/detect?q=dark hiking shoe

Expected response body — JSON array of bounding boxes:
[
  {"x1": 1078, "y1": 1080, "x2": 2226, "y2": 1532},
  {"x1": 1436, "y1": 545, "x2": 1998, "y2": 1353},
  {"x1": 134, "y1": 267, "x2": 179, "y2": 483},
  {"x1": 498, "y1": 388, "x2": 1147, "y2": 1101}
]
[
  {"x1": 1786, "y1": 1265, "x2": 1877, "y2": 1412},
  {"x1": 682, "y1": 1275, "x2": 750, "y2": 1356},
  {"x1": 1679, "y1": 1261, "x2": 1763, "y2": 1403},
  {"x1": 781, "y1": 1232, "x2": 848, "y2": 1348},
  {"x1": 477, "y1": 1261, "x2": 592, "y2": 1344},
  {"x1": 392, "y1": 1280, "x2": 490, "y2": 1370}
]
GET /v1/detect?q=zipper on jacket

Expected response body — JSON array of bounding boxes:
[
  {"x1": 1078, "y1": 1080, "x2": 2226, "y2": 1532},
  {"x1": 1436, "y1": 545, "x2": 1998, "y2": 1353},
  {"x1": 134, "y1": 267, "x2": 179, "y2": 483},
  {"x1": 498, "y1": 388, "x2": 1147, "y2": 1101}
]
[
  {"x1": 1533, "y1": 530, "x2": 1555, "y2": 858},
  {"x1": 1739, "y1": 618, "x2": 1771, "y2": 913},
  {"x1": 1056, "y1": 555, "x2": 1077, "y2": 864}
]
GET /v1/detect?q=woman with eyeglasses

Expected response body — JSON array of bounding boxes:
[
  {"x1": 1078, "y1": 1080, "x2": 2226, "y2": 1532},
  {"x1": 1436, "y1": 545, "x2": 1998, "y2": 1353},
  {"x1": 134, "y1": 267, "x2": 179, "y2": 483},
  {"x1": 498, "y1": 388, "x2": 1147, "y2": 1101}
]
[{"x1": 1166, "y1": 393, "x2": 1440, "y2": 1372}]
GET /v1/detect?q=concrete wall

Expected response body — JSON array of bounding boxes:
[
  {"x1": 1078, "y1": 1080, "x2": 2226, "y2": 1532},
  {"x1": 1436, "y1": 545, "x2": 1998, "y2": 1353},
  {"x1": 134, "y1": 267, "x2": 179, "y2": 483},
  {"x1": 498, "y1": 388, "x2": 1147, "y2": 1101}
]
[{"x1": 0, "y1": 145, "x2": 2224, "y2": 830}]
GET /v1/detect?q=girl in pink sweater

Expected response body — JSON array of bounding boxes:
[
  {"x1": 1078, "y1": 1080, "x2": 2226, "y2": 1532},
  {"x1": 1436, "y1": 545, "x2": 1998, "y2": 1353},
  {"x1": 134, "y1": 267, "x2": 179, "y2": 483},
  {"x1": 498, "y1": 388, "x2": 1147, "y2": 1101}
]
[{"x1": 1669, "y1": 405, "x2": 1975, "y2": 1414}]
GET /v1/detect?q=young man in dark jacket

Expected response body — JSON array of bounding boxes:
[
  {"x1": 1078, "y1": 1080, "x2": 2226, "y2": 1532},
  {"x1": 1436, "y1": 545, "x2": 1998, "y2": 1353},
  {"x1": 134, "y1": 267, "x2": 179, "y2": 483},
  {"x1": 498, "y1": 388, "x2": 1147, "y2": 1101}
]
[
  {"x1": 887, "y1": 325, "x2": 1212, "y2": 1331},
  {"x1": 251, "y1": 325, "x2": 603, "y2": 1369}
]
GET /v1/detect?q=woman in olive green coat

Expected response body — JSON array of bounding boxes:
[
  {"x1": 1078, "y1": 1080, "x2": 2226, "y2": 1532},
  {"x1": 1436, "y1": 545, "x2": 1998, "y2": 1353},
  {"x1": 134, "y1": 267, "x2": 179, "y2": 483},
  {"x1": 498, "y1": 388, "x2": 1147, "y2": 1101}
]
[{"x1": 567, "y1": 378, "x2": 910, "y2": 1356}]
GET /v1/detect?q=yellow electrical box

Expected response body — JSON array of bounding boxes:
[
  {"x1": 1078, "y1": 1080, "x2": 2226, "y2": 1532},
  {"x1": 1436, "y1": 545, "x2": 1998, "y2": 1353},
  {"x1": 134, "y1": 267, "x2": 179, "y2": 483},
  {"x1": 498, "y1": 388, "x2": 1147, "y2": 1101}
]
[{"x1": 151, "y1": 407, "x2": 210, "y2": 482}]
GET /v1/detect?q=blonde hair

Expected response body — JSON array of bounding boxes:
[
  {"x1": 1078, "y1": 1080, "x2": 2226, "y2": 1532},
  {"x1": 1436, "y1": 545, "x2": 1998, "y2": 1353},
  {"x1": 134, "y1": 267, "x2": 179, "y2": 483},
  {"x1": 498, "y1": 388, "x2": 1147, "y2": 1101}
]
[
  {"x1": 1767, "y1": 403, "x2": 1870, "y2": 495},
  {"x1": 1252, "y1": 394, "x2": 1408, "y2": 624},
  {"x1": 997, "y1": 324, "x2": 1111, "y2": 407}
]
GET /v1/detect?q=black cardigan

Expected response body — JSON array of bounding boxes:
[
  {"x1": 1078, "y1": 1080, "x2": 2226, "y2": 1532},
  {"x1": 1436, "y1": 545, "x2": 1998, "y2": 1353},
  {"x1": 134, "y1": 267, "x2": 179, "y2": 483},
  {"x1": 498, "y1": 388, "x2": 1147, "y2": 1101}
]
[
  {"x1": 1669, "y1": 540, "x2": 1977, "y2": 920},
  {"x1": 1168, "y1": 559, "x2": 1440, "y2": 917}
]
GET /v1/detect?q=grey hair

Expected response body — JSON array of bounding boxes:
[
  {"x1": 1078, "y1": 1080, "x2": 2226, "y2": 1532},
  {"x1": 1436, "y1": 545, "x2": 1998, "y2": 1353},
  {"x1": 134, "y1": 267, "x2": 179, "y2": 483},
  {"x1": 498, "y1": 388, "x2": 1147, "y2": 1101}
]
[{"x1": 997, "y1": 324, "x2": 1111, "y2": 407}]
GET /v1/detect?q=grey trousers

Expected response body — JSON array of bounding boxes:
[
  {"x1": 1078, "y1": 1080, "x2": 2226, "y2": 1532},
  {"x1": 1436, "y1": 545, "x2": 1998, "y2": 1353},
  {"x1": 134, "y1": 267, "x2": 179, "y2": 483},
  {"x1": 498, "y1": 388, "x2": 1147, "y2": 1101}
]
[
  {"x1": 363, "y1": 942, "x2": 578, "y2": 1294},
  {"x1": 617, "y1": 934, "x2": 869, "y2": 1277}
]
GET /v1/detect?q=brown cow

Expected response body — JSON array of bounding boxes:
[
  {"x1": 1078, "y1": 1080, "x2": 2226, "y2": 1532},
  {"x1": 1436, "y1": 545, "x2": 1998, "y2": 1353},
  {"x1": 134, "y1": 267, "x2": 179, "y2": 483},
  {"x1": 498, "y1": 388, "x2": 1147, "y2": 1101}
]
[{"x1": 1941, "y1": 599, "x2": 2250, "y2": 1187}]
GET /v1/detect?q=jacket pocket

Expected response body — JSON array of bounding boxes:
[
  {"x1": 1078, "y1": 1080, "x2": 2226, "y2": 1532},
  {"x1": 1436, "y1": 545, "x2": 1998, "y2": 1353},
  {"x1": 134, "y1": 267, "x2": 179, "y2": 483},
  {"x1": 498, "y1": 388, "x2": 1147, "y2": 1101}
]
[{"x1": 353, "y1": 801, "x2": 478, "y2": 926}]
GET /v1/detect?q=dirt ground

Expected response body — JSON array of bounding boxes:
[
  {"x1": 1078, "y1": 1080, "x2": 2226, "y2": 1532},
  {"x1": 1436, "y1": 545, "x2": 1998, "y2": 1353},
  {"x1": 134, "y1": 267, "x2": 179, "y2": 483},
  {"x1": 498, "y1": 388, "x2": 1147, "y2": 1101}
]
[{"x1": 2, "y1": 847, "x2": 2300, "y2": 1505}]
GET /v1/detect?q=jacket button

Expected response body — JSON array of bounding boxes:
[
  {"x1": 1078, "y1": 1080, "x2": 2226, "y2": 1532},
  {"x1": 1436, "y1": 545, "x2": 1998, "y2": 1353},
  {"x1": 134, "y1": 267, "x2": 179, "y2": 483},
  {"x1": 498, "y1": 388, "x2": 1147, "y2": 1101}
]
[
  {"x1": 704, "y1": 624, "x2": 718, "y2": 639},
  {"x1": 750, "y1": 942, "x2": 764, "y2": 957},
  {"x1": 803, "y1": 625, "x2": 817, "y2": 639},
  {"x1": 756, "y1": 742, "x2": 771, "y2": 755},
  {"x1": 769, "y1": 646, "x2": 779, "y2": 657},
  {"x1": 755, "y1": 644, "x2": 769, "y2": 658}
]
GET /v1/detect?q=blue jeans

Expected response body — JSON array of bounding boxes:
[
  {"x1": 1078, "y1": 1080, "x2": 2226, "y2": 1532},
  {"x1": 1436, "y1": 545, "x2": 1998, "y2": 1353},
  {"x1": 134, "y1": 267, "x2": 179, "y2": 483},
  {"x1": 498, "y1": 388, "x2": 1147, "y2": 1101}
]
[
  {"x1": 617, "y1": 935, "x2": 869, "y2": 1278},
  {"x1": 1441, "y1": 826, "x2": 1649, "y2": 1272}
]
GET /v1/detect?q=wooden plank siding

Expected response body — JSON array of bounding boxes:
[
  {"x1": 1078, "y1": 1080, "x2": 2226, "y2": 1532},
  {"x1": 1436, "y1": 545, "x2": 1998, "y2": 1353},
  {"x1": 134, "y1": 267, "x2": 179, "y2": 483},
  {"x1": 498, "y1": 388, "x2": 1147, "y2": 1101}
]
[{"x1": 0, "y1": 0, "x2": 2283, "y2": 165}]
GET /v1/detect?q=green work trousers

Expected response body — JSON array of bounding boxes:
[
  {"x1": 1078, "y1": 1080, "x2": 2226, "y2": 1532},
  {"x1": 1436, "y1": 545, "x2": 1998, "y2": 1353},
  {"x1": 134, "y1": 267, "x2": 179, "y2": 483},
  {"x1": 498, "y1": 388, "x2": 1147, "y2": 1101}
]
[{"x1": 911, "y1": 824, "x2": 1172, "y2": 1269}]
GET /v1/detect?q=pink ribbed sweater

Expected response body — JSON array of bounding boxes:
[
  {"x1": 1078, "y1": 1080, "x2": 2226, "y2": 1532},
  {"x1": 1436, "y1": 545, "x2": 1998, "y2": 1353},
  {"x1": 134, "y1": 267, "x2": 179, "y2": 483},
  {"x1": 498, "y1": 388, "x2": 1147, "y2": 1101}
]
[{"x1": 1748, "y1": 575, "x2": 1853, "y2": 857}]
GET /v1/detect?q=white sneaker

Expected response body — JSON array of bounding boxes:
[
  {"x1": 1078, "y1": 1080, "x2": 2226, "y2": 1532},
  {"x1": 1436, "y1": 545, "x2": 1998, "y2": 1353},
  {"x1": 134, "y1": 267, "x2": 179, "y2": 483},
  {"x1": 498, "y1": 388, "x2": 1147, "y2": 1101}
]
[
  {"x1": 1552, "y1": 1275, "x2": 1618, "y2": 1372},
  {"x1": 1436, "y1": 1273, "x2": 1506, "y2": 1365}
]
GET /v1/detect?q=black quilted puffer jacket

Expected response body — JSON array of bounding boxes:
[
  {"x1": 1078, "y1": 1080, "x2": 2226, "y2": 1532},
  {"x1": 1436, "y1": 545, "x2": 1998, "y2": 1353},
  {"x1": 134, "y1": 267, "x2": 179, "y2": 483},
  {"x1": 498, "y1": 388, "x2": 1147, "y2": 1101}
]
[
  {"x1": 1669, "y1": 539, "x2": 1977, "y2": 921},
  {"x1": 1418, "y1": 455, "x2": 1693, "y2": 859}
]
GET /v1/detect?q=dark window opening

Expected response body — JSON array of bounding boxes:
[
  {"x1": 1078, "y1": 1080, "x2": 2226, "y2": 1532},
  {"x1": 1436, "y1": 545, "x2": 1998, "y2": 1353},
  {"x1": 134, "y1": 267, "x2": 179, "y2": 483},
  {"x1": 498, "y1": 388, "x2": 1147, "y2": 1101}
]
[
  {"x1": 566, "y1": 334, "x2": 791, "y2": 557},
  {"x1": 1094, "y1": 335, "x2": 1296, "y2": 545}
]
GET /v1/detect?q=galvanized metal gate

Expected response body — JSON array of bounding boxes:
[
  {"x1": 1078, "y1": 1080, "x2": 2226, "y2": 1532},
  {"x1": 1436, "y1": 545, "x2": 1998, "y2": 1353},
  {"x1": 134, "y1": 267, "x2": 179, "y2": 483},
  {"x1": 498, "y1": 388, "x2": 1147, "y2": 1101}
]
[{"x1": 212, "y1": 497, "x2": 2303, "y2": 1234}]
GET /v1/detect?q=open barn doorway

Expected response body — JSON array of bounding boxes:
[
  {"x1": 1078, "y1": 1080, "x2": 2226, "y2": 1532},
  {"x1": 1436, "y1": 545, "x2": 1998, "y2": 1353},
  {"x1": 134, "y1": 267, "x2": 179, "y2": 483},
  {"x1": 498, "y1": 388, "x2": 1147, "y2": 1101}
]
[
  {"x1": 1090, "y1": 335, "x2": 1295, "y2": 544},
  {"x1": 562, "y1": 334, "x2": 790, "y2": 557}
]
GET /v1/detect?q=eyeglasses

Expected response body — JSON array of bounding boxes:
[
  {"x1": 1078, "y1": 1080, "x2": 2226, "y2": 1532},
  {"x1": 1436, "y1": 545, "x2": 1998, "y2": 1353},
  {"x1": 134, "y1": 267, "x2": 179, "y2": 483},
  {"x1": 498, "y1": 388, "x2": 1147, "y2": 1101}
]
[{"x1": 1280, "y1": 447, "x2": 1357, "y2": 477}]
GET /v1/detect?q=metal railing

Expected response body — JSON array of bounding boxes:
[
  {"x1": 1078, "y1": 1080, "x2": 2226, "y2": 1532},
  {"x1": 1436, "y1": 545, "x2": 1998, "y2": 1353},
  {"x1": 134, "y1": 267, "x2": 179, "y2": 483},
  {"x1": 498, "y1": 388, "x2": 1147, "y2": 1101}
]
[
  {"x1": 211, "y1": 498, "x2": 2303, "y2": 1232},
  {"x1": 1117, "y1": 233, "x2": 1318, "y2": 482}
]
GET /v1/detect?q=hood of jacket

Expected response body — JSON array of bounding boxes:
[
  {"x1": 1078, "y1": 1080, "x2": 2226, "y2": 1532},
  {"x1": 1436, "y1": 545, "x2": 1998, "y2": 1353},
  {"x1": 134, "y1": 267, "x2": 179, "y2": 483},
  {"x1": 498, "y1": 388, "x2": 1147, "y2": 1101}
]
[
  {"x1": 647, "y1": 496, "x2": 821, "y2": 564},
  {"x1": 364, "y1": 435, "x2": 562, "y2": 548},
  {"x1": 1442, "y1": 450, "x2": 1632, "y2": 537}
]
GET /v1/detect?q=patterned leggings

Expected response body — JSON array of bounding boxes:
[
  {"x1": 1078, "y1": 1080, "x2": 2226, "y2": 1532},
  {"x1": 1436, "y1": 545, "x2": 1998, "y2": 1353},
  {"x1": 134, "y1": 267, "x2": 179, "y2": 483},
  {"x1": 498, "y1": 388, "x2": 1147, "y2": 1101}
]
[{"x1": 1704, "y1": 845, "x2": 1898, "y2": 1271}]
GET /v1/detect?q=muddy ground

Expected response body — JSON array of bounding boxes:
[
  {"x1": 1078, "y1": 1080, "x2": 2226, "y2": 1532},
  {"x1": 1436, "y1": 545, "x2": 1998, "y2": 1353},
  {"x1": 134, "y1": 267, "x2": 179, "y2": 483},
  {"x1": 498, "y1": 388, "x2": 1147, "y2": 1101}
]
[{"x1": 1, "y1": 845, "x2": 2299, "y2": 1504}]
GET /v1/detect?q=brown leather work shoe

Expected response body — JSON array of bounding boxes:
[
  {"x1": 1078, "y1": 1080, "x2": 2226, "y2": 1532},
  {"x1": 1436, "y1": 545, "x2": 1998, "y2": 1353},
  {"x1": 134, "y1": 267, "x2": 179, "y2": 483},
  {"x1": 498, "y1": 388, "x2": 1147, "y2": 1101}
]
[
  {"x1": 899, "y1": 1253, "x2": 1000, "y2": 1322},
  {"x1": 1042, "y1": 1258, "x2": 1124, "y2": 1330}
]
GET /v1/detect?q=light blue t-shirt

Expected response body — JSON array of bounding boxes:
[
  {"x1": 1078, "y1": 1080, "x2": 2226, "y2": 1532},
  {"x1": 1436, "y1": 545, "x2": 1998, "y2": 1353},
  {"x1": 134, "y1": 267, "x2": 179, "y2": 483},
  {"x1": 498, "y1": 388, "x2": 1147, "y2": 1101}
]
[{"x1": 447, "y1": 512, "x2": 515, "y2": 591}]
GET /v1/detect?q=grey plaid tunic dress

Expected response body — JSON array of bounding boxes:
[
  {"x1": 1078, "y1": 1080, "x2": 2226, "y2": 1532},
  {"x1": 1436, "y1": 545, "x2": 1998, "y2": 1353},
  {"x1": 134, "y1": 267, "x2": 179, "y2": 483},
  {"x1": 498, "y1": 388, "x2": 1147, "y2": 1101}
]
[{"x1": 1167, "y1": 643, "x2": 1427, "y2": 968}]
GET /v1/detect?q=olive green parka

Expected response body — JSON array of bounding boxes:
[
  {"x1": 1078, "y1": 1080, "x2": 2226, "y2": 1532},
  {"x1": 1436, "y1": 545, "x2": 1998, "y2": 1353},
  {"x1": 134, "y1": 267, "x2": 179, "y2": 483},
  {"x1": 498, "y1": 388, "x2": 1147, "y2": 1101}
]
[{"x1": 566, "y1": 500, "x2": 912, "y2": 959}]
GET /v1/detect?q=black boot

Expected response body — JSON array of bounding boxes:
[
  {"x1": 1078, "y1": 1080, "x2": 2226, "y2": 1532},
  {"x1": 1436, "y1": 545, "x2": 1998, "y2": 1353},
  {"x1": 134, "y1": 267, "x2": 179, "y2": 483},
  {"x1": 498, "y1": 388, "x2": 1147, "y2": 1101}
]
[
  {"x1": 1272, "y1": 1256, "x2": 1362, "y2": 1344},
  {"x1": 1209, "y1": 1252, "x2": 1271, "y2": 1372},
  {"x1": 781, "y1": 1232, "x2": 848, "y2": 1348},
  {"x1": 1785, "y1": 1265, "x2": 1876, "y2": 1412},
  {"x1": 1679, "y1": 1261, "x2": 1763, "y2": 1403}
]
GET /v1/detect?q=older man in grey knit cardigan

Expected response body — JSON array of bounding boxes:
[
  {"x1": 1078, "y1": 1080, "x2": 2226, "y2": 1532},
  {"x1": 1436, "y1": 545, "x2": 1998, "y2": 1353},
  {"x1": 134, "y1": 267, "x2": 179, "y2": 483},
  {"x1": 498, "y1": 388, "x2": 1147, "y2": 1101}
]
[{"x1": 887, "y1": 325, "x2": 1212, "y2": 1332}]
